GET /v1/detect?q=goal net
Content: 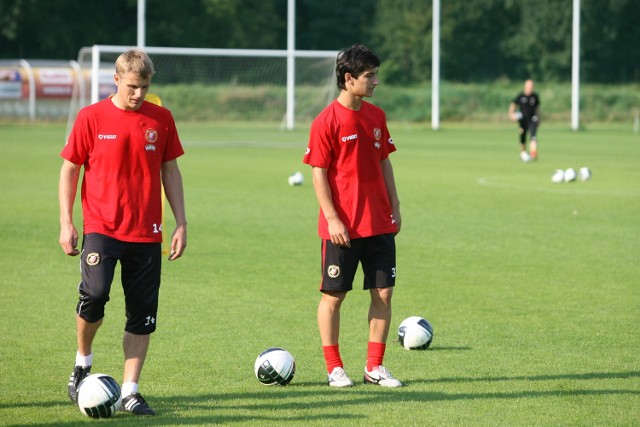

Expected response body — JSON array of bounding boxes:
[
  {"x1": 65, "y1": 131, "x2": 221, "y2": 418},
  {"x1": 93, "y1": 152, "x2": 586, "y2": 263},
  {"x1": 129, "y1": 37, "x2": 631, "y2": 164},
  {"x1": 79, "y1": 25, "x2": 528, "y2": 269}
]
[{"x1": 66, "y1": 45, "x2": 338, "y2": 135}]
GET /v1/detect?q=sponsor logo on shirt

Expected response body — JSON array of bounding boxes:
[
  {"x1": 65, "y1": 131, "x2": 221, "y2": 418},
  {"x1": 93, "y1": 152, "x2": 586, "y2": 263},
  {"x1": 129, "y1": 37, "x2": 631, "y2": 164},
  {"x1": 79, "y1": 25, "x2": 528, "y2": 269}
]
[
  {"x1": 373, "y1": 128, "x2": 381, "y2": 140},
  {"x1": 341, "y1": 133, "x2": 358, "y2": 143},
  {"x1": 98, "y1": 134, "x2": 117, "y2": 140},
  {"x1": 305, "y1": 147, "x2": 311, "y2": 155},
  {"x1": 374, "y1": 142, "x2": 381, "y2": 149}
]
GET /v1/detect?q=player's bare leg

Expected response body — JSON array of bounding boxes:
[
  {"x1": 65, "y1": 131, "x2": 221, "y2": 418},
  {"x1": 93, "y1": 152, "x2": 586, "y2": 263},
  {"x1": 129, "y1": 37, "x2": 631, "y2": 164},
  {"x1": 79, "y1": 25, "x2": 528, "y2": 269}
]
[
  {"x1": 318, "y1": 291, "x2": 347, "y2": 345},
  {"x1": 123, "y1": 332, "x2": 150, "y2": 384},
  {"x1": 68, "y1": 316, "x2": 102, "y2": 404},
  {"x1": 365, "y1": 287, "x2": 402, "y2": 387},
  {"x1": 318, "y1": 291, "x2": 352, "y2": 386},
  {"x1": 121, "y1": 332, "x2": 155, "y2": 415},
  {"x1": 530, "y1": 137, "x2": 538, "y2": 160},
  {"x1": 77, "y1": 316, "x2": 102, "y2": 356},
  {"x1": 368, "y1": 287, "x2": 393, "y2": 343}
]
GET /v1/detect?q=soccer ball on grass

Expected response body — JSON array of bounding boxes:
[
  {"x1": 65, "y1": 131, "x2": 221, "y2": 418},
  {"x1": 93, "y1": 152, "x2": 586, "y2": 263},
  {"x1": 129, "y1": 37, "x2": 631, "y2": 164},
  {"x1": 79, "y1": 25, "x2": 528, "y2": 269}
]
[
  {"x1": 288, "y1": 171, "x2": 304, "y2": 186},
  {"x1": 254, "y1": 348, "x2": 296, "y2": 385},
  {"x1": 77, "y1": 373, "x2": 121, "y2": 418},
  {"x1": 578, "y1": 167, "x2": 592, "y2": 181},
  {"x1": 398, "y1": 316, "x2": 434, "y2": 350}
]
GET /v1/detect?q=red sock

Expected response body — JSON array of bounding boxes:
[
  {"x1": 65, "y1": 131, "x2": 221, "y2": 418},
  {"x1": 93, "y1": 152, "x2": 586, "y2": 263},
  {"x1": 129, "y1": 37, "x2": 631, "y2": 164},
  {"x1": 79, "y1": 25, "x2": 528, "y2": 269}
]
[
  {"x1": 367, "y1": 341, "x2": 386, "y2": 371},
  {"x1": 323, "y1": 344, "x2": 343, "y2": 373}
]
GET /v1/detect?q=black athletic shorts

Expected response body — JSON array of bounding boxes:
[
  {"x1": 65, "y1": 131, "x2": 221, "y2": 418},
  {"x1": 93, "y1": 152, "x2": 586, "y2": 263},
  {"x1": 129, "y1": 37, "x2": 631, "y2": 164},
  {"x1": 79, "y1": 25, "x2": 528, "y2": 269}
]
[
  {"x1": 519, "y1": 116, "x2": 539, "y2": 140},
  {"x1": 320, "y1": 233, "x2": 396, "y2": 292},
  {"x1": 76, "y1": 233, "x2": 161, "y2": 334}
]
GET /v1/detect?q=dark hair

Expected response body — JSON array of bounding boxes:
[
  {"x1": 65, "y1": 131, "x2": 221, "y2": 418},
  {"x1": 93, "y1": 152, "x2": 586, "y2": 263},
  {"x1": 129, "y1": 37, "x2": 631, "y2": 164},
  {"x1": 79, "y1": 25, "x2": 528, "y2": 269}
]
[{"x1": 335, "y1": 44, "x2": 381, "y2": 90}]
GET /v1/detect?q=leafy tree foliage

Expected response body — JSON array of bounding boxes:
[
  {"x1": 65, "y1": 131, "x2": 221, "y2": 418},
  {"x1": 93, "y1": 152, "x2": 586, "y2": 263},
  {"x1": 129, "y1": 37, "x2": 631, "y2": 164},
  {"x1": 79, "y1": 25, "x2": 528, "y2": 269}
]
[{"x1": 1, "y1": 0, "x2": 637, "y2": 83}]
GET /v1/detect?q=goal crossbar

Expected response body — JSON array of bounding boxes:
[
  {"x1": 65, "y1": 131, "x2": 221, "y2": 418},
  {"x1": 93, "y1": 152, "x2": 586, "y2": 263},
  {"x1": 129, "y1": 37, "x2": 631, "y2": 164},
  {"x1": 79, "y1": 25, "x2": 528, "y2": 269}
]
[{"x1": 84, "y1": 45, "x2": 338, "y2": 129}]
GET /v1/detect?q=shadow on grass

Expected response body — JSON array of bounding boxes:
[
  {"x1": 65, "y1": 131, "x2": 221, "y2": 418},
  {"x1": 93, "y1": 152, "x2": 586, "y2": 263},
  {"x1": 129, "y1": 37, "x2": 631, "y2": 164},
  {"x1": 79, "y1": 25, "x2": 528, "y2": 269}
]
[{"x1": 5, "y1": 371, "x2": 639, "y2": 425}]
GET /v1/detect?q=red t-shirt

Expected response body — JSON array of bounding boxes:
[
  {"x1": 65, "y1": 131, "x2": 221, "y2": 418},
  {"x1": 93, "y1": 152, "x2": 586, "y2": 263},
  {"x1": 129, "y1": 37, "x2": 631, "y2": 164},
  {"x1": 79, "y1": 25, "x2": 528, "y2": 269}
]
[
  {"x1": 61, "y1": 98, "x2": 184, "y2": 243},
  {"x1": 303, "y1": 99, "x2": 397, "y2": 239}
]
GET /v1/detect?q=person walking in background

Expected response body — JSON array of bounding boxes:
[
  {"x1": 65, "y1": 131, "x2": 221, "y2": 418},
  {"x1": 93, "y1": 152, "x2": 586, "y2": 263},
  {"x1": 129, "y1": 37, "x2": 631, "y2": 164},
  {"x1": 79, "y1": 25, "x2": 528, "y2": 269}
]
[
  {"x1": 303, "y1": 44, "x2": 402, "y2": 388},
  {"x1": 59, "y1": 49, "x2": 187, "y2": 416},
  {"x1": 509, "y1": 79, "x2": 541, "y2": 162}
]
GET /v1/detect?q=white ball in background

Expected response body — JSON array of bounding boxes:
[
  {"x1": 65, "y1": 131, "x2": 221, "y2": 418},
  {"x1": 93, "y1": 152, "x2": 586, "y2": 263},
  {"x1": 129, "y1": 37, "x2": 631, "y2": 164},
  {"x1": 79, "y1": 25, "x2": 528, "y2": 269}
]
[
  {"x1": 551, "y1": 169, "x2": 564, "y2": 183},
  {"x1": 520, "y1": 151, "x2": 531, "y2": 162},
  {"x1": 288, "y1": 171, "x2": 304, "y2": 186},
  {"x1": 564, "y1": 168, "x2": 577, "y2": 182},
  {"x1": 578, "y1": 167, "x2": 592, "y2": 181}
]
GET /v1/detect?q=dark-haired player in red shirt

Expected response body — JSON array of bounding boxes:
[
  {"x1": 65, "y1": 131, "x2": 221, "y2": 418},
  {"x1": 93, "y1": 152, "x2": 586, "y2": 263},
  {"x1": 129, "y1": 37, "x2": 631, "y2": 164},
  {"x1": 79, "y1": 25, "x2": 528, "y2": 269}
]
[
  {"x1": 59, "y1": 50, "x2": 187, "y2": 415},
  {"x1": 303, "y1": 44, "x2": 402, "y2": 388}
]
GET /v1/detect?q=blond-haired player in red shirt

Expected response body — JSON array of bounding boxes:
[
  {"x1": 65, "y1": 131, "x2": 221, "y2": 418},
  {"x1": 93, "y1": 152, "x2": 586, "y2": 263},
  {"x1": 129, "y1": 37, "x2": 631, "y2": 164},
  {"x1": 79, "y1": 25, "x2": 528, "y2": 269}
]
[
  {"x1": 303, "y1": 44, "x2": 402, "y2": 388},
  {"x1": 59, "y1": 50, "x2": 187, "y2": 415}
]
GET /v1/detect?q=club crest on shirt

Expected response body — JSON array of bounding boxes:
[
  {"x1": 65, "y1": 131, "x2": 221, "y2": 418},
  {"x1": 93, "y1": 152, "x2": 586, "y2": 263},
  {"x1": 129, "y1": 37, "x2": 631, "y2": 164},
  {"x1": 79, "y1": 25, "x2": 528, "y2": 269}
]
[
  {"x1": 373, "y1": 128, "x2": 381, "y2": 141},
  {"x1": 145, "y1": 128, "x2": 158, "y2": 143},
  {"x1": 327, "y1": 265, "x2": 341, "y2": 279},
  {"x1": 86, "y1": 252, "x2": 100, "y2": 266}
]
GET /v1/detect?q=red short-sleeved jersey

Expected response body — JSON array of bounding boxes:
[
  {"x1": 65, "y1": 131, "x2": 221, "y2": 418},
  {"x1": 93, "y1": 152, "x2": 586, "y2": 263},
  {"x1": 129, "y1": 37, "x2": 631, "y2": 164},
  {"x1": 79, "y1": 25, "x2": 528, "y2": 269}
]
[
  {"x1": 303, "y1": 99, "x2": 397, "y2": 239},
  {"x1": 61, "y1": 98, "x2": 184, "y2": 243}
]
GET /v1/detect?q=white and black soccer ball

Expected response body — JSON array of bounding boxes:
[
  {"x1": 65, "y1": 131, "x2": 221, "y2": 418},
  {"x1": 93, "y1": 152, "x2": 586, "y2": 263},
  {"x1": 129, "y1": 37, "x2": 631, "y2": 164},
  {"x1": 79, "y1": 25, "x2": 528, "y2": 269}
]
[
  {"x1": 77, "y1": 373, "x2": 121, "y2": 418},
  {"x1": 398, "y1": 316, "x2": 434, "y2": 350},
  {"x1": 578, "y1": 167, "x2": 592, "y2": 181},
  {"x1": 254, "y1": 348, "x2": 296, "y2": 385}
]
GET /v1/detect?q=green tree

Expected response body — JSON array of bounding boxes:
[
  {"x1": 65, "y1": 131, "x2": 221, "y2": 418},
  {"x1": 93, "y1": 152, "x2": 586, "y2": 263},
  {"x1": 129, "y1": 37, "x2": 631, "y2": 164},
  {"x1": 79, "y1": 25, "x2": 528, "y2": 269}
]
[{"x1": 370, "y1": 0, "x2": 432, "y2": 84}]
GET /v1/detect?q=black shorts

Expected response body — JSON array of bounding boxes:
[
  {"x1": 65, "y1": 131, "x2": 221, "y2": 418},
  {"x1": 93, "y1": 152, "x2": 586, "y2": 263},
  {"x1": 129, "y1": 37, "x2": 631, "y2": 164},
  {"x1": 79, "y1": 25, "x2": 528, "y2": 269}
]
[
  {"x1": 76, "y1": 233, "x2": 161, "y2": 334},
  {"x1": 320, "y1": 233, "x2": 396, "y2": 292},
  {"x1": 519, "y1": 116, "x2": 539, "y2": 140}
]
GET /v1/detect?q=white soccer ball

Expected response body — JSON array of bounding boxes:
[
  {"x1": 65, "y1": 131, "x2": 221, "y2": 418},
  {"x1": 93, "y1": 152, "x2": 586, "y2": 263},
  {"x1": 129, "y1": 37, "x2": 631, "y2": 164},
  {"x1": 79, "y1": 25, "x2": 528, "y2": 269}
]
[
  {"x1": 288, "y1": 171, "x2": 304, "y2": 186},
  {"x1": 254, "y1": 348, "x2": 296, "y2": 385},
  {"x1": 513, "y1": 111, "x2": 523, "y2": 120},
  {"x1": 398, "y1": 316, "x2": 434, "y2": 350},
  {"x1": 551, "y1": 169, "x2": 564, "y2": 183},
  {"x1": 77, "y1": 374, "x2": 121, "y2": 418},
  {"x1": 520, "y1": 151, "x2": 531, "y2": 162},
  {"x1": 578, "y1": 167, "x2": 592, "y2": 181},
  {"x1": 564, "y1": 168, "x2": 577, "y2": 182}
]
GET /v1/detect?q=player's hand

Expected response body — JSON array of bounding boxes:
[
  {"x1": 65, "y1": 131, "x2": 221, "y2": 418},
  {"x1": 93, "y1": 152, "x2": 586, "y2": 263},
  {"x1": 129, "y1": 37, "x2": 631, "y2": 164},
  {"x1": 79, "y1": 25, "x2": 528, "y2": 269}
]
[
  {"x1": 168, "y1": 224, "x2": 187, "y2": 261},
  {"x1": 59, "y1": 223, "x2": 80, "y2": 256},
  {"x1": 328, "y1": 218, "x2": 350, "y2": 248},
  {"x1": 392, "y1": 207, "x2": 402, "y2": 236}
]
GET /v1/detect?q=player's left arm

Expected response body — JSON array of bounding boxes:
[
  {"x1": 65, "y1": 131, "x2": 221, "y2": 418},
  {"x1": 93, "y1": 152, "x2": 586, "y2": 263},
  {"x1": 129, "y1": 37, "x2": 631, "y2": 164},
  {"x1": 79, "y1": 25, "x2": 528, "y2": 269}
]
[
  {"x1": 161, "y1": 159, "x2": 187, "y2": 260},
  {"x1": 381, "y1": 158, "x2": 401, "y2": 235}
]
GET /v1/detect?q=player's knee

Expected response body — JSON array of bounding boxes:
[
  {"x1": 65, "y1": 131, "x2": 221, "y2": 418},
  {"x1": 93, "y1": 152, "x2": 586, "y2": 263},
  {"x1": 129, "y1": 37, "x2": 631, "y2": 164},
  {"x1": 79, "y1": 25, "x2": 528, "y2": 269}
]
[
  {"x1": 125, "y1": 297, "x2": 159, "y2": 334},
  {"x1": 76, "y1": 292, "x2": 109, "y2": 323}
]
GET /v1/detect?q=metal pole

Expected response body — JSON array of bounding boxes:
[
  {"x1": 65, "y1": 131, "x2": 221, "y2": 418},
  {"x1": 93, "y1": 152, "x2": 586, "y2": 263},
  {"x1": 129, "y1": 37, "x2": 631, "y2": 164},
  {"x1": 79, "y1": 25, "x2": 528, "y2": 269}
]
[
  {"x1": 432, "y1": 0, "x2": 440, "y2": 130},
  {"x1": 571, "y1": 0, "x2": 580, "y2": 130},
  {"x1": 91, "y1": 45, "x2": 100, "y2": 104},
  {"x1": 286, "y1": 0, "x2": 295, "y2": 130},
  {"x1": 138, "y1": 0, "x2": 146, "y2": 48}
]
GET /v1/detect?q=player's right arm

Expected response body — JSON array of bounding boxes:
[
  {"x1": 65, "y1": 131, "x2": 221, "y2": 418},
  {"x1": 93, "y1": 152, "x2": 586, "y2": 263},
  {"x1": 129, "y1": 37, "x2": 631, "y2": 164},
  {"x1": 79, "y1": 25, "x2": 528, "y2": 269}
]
[
  {"x1": 311, "y1": 167, "x2": 350, "y2": 248},
  {"x1": 59, "y1": 159, "x2": 81, "y2": 256}
]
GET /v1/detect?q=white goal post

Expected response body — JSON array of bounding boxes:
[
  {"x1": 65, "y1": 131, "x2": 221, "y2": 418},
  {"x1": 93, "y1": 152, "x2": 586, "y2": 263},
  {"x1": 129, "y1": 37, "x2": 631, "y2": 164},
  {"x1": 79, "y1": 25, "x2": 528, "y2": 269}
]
[{"x1": 73, "y1": 45, "x2": 337, "y2": 130}]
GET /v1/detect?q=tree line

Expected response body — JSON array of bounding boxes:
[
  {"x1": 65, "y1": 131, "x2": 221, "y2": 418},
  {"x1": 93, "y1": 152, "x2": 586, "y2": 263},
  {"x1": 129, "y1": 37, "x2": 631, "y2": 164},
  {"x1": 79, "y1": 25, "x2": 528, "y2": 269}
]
[{"x1": 2, "y1": 0, "x2": 638, "y2": 84}]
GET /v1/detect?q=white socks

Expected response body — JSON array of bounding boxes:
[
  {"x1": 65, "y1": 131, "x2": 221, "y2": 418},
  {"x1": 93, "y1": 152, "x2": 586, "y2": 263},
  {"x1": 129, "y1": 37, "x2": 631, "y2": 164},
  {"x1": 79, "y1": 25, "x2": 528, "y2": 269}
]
[
  {"x1": 75, "y1": 351, "x2": 93, "y2": 367},
  {"x1": 121, "y1": 382, "x2": 138, "y2": 398}
]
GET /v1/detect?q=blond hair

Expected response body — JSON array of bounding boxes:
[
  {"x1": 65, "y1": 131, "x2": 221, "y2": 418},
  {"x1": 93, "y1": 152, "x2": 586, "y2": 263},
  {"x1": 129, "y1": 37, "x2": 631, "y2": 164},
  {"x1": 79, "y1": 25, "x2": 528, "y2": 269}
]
[{"x1": 115, "y1": 49, "x2": 155, "y2": 79}]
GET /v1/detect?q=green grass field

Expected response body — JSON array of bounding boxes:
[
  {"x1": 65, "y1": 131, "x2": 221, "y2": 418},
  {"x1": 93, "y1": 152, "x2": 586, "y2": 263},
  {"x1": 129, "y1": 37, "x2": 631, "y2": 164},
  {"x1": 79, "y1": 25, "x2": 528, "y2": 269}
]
[{"x1": 0, "y1": 121, "x2": 638, "y2": 426}]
